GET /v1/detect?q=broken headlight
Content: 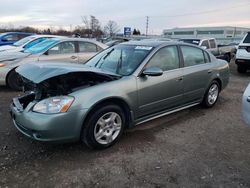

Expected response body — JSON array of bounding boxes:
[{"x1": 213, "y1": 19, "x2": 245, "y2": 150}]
[{"x1": 33, "y1": 96, "x2": 74, "y2": 114}]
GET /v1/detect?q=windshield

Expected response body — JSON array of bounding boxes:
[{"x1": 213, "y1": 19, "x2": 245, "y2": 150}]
[
  {"x1": 86, "y1": 44, "x2": 153, "y2": 76},
  {"x1": 179, "y1": 39, "x2": 200, "y2": 45},
  {"x1": 24, "y1": 38, "x2": 59, "y2": 54},
  {"x1": 13, "y1": 36, "x2": 36, "y2": 47}
]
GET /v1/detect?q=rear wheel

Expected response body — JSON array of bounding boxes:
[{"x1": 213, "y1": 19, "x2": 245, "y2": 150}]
[
  {"x1": 237, "y1": 65, "x2": 247, "y2": 73},
  {"x1": 7, "y1": 69, "x2": 23, "y2": 91},
  {"x1": 81, "y1": 104, "x2": 125, "y2": 149},
  {"x1": 224, "y1": 53, "x2": 231, "y2": 63},
  {"x1": 202, "y1": 80, "x2": 220, "y2": 108}
]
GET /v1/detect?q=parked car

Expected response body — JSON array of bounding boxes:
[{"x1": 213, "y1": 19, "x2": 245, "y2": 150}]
[
  {"x1": 0, "y1": 38, "x2": 107, "y2": 90},
  {"x1": 10, "y1": 41, "x2": 229, "y2": 149},
  {"x1": 105, "y1": 39, "x2": 130, "y2": 47},
  {"x1": 179, "y1": 38, "x2": 236, "y2": 62},
  {"x1": 235, "y1": 32, "x2": 250, "y2": 73},
  {"x1": 0, "y1": 34, "x2": 66, "y2": 53},
  {"x1": 242, "y1": 83, "x2": 250, "y2": 126},
  {"x1": 0, "y1": 32, "x2": 34, "y2": 46}
]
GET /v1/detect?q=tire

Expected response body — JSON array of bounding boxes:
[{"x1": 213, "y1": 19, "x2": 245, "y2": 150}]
[
  {"x1": 224, "y1": 53, "x2": 231, "y2": 63},
  {"x1": 202, "y1": 80, "x2": 220, "y2": 108},
  {"x1": 7, "y1": 69, "x2": 23, "y2": 91},
  {"x1": 81, "y1": 104, "x2": 126, "y2": 149},
  {"x1": 237, "y1": 65, "x2": 247, "y2": 73}
]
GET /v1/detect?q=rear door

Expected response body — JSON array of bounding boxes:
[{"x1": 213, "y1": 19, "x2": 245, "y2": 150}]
[
  {"x1": 39, "y1": 41, "x2": 78, "y2": 63},
  {"x1": 180, "y1": 45, "x2": 213, "y2": 103},
  {"x1": 77, "y1": 41, "x2": 101, "y2": 63},
  {"x1": 137, "y1": 45, "x2": 184, "y2": 117}
]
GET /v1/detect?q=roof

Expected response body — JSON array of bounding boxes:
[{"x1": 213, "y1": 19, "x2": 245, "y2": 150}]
[
  {"x1": 0, "y1": 32, "x2": 34, "y2": 35},
  {"x1": 120, "y1": 40, "x2": 177, "y2": 47}
]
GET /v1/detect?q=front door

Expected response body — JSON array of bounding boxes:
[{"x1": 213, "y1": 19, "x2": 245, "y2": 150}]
[{"x1": 137, "y1": 46, "x2": 184, "y2": 117}]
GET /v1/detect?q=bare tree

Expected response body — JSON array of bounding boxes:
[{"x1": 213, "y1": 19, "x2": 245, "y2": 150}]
[
  {"x1": 104, "y1": 20, "x2": 120, "y2": 37},
  {"x1": 81, "y1": 15, "x2": 102, "y2": 38}
]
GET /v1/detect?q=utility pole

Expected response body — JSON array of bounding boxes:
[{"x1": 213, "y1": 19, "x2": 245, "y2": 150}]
[{"x1": 146, "y1": 16, "x2": 149, "y2": 36}]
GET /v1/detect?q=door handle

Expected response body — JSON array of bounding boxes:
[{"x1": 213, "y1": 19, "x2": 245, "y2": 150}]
[
  {"x1": 71, "y1": 55, "x2": 77, "y2": 59},
  {"x1": 176, "y1": 77, "x2": 183, "y2": 81},
  {"x1": 208, "y1": 70, "x2": 212, "y2": 74}
]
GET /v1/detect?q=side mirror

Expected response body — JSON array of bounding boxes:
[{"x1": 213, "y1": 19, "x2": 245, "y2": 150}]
[
  {"x1": 142, "y1": 67, "x2": 163, "y2": 77},
  {"x1": 44, "y1": 51, "x2": 49, "y2": 55},
  {"x1": 201, "y1": 46, "x2": 207, "y2": 50}
]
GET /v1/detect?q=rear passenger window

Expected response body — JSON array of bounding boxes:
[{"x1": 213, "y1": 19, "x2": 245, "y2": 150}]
[
  {"x1": 181, "y1": 46, "x2": 205, "y2": 67},
  {"x1": 3, "y1": 34, "x2": 18, "y2": 41},
  {"x1": 209, "y1": 39, "x2": 216, "y2": 48},
  {"x1": 201, "y1": 40, "x2": 209, "y2": 49},
  {"x1": 79, "y1": 42, "x2": 97, "y2": 52},
  {"x1": 146, "y1": 46, "x2": 179, "y2": 71}
]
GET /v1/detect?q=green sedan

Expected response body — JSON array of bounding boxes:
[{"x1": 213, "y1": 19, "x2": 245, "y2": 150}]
[{"x1": 10, "y1": 41, "x2": 230, "y2": 149}]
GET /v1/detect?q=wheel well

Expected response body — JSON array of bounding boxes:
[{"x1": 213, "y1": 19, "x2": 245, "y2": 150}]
[
  {"x1": 83, "y1": 98, "x2": 132, "y2": 129},
  {"x1": 213, "y1": 78, "x2": 222, "y2": 91},
  {"x1": 5, "y1": 67, "x2": 17, "y2": 86}
]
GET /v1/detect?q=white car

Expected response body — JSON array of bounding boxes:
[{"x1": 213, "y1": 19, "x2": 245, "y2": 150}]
[
  {"x1": 0, "y1": 38, "x2": 107, "y2": 90},
  {"x1": 0, "y1": 34, "x2": 66, "y2": 53},
  {"x1": 235, "y1": 32, "x2": 250, "y2": 73},
  {"x1": 242, "y1": 83, "x2": 250, "y2": 126}
]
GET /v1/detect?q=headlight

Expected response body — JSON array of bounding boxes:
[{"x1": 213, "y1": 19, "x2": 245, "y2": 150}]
[{"x1": 33, "y1": 96, "x2": 74, "y2": 114}]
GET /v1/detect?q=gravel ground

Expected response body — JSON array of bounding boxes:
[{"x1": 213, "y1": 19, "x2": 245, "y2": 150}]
[{"x1": 0, "y1": 62, "x2": 249, "y2": 188}]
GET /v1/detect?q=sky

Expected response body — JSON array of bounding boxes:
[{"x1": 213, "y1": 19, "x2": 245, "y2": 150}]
[{"x1": 0, "y1": 0, "x2": 250, "y2": 35}]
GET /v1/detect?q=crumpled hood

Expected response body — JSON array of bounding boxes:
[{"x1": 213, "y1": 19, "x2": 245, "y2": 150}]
[
  {"x1": 0, "y1": 51, "x2": 31, "y2": 62},
  {"x1": 16, "y1": 62, "x2": 121, "y2": 84}
]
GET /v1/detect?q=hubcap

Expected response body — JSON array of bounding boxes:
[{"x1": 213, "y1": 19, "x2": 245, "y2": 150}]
[
  {"x1": 94, "y1": 112, "x2": 122, "y2": 145},
  {"x1": 208, "y1": 84, "x2": 219, "y2": 105}
]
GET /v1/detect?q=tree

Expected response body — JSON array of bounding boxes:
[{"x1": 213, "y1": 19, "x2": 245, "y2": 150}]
[
  {"x1": 81, "y1": 15, "x2": 103, "y2": 38},
  {"x1": 133, "y1": 29, "x2": 137, "y2": 35},
  {"x1": 104, "y1": 20, "x2": 120, "y2": 37},
  {"x1": 133, "y1": 28, "x2": 141, "y2": 35}
]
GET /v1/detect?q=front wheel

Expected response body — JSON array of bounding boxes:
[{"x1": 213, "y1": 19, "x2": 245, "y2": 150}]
[
  {"x1": 202, "y1": 81, "x2": 220, "y2": 108},
  {"x1": 81, "y1": 104, "x2": 125, "y2": 149}
]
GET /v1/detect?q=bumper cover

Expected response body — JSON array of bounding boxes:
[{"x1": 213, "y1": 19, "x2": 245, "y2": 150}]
[
  {"x1": 10, "y1": 97, "x2": 88, "y2": 142},
  {"x1": 235, "y1": 59, "x2": 250, "y2": 68}
]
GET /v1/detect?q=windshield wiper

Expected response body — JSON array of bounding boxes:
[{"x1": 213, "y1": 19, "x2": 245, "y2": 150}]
[
  {"x1": 94, "y1": 48, "x2": 114, "y2": 68},
  {"x1": 116, "y1": 50, "x2": 123, "y2": 74}
]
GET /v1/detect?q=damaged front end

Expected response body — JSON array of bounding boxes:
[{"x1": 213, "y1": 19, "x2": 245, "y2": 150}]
[
  {"x1": 15, "y1": 62, "x2": 121, "y2": 104},
  {"x1": 10, "y1": 62, "x2": 121, "y2": 141}
]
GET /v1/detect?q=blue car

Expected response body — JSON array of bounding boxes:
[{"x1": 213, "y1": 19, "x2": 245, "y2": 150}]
[{"x1": 0, "y1": 32, "x2": 34, "y2": 46}]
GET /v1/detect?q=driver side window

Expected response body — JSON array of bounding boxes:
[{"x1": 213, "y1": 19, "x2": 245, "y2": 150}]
[
  {"x1": 48, "y1": 41, "x2": 75, "y2": 55},
  {"x1": 146, "y1": 46, "x2": 179, "y2": 71}
]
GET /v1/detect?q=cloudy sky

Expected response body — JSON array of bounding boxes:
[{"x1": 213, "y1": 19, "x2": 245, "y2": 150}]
[{"x1": 0, "y1": 0, "x2": 250, "y2": 34}]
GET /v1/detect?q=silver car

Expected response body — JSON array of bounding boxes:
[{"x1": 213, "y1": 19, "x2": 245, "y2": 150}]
[
  {"x1": 242, "y1": 83, "x2": 250, "y2": 126},
  {"x1": 0, "y1": 34, "x2": 66, "y2": 53},
  {"x1": 0, "y1": 38, "x2": 107, "y2": 90},
  {"x1": 10, "y1": 41, "x2": 229, "y2": 149}
]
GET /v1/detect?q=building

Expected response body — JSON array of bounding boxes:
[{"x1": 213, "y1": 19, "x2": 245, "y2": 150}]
[{"x1": 163, "y1": 26, "x2": 250, "y2": 44}]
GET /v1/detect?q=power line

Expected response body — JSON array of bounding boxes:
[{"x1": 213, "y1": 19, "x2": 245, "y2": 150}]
[
  {"x1": 150, "y1": 2, "x2": 250, "y2": 18},
  {"x1": 146, "y1": 16, "x2": 149, "y2": 36}
]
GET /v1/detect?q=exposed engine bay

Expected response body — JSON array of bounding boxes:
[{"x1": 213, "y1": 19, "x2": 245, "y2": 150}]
[{"x1": 21, "y1": 71, "x2": 120, "y2": 101}]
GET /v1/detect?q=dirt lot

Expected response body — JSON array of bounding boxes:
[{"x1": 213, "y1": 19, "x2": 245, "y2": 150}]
[{"x1": 0, "y1": 62, "x2": 249, "y2": 188}]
